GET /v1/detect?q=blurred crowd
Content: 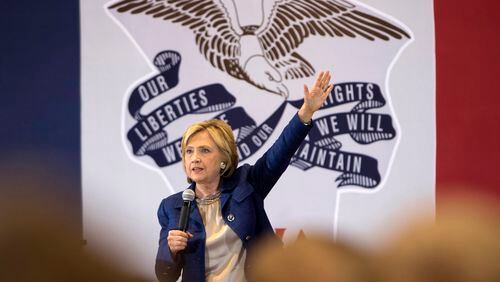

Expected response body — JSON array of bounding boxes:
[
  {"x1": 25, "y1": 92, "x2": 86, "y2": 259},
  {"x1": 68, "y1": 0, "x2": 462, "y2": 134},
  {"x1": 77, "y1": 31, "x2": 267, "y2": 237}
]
[
  {"x1": 249, "y1": 194, "x2": 500, "y2": 282},
  {"x1": 1, "y1": 158, "x2": 499, "y2": 281},
  {"x1": 0, "y1": 155, "x2": 144, "y2": 282}
]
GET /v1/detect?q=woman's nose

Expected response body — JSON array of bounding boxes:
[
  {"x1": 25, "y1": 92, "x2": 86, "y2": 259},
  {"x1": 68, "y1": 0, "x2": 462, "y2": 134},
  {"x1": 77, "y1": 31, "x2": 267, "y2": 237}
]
[{"x1": 191, "y1": 153, "x2": 200, "y2": 163}]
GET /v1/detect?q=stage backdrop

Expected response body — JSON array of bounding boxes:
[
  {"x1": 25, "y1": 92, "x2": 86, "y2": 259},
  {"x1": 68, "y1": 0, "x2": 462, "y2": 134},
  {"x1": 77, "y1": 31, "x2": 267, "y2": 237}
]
[{"x1": 82, "y1": 0, "x2": 434, "y2": 278}]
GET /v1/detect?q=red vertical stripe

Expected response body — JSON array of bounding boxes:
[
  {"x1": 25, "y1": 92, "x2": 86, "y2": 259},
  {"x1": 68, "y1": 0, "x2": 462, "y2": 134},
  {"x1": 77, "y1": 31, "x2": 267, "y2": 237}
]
[{"x1": 435, "y1": 0, "x2": 500, "y2": 202}]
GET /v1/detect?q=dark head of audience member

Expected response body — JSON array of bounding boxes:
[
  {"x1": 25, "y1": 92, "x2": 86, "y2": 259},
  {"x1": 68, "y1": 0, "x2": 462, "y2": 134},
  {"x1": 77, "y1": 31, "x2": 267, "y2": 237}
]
[
  {"x1": 247, "y1": 235, "x2": 379, "y2": 282},
  {"x1": 377, "y1": 193, "x2": 500, "y2": 282}
]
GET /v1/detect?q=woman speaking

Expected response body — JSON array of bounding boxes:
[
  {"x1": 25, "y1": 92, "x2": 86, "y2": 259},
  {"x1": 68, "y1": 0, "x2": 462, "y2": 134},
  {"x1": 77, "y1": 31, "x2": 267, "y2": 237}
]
[{"x1": 155, "y1": 71, "x2": 333, "y2": 282}]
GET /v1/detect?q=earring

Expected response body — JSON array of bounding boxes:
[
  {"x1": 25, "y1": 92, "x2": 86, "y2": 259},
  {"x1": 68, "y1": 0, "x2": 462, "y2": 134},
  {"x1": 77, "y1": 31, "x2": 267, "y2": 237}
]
[{"x1": 220, "y1": 162, "x2": 226, "y2": 170}]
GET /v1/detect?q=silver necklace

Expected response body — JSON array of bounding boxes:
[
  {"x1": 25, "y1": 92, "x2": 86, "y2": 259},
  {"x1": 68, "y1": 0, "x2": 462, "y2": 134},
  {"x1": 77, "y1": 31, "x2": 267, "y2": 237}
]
[{"x1": 196, "y1": 190, "x2": 221, "y2": 205}]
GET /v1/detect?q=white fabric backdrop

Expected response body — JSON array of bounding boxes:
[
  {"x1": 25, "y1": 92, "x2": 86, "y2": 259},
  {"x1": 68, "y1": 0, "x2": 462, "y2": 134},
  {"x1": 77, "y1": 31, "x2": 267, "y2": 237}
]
[{"x1": 81, "y1": 0, "x2": 435, "y2": 278}]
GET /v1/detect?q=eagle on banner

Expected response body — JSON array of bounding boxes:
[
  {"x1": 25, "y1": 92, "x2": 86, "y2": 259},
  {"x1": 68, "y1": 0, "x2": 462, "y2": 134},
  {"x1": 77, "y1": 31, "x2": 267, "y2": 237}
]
[{"x1": 109, "y1": 0, "x2": 410, "y2": 97}]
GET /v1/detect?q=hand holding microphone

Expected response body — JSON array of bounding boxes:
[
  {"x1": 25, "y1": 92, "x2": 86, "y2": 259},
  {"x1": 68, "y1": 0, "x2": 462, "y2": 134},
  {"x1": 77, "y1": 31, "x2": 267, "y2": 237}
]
[
  {"x1": 168, "y1": 189, "x2": 195, "y2": 256},
  {"x1": 167, "y1": 230, "x2": 193, "y2": 255}
]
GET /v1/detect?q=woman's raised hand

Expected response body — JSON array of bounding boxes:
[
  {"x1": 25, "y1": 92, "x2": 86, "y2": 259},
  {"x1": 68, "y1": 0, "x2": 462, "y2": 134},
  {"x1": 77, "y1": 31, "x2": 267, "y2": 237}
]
[{"x1": 298, "y1": 71, "x2": 333, "y2": 124}]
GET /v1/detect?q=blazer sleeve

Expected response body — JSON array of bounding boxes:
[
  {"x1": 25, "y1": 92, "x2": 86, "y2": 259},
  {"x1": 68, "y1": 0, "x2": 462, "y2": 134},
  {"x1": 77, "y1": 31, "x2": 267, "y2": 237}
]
[
  {"x1": 155, "y1": 199, "x2": 182, "y2": 282},
  {"x1": 248, "y1": 112, "x2": 312, "y2": 198}
]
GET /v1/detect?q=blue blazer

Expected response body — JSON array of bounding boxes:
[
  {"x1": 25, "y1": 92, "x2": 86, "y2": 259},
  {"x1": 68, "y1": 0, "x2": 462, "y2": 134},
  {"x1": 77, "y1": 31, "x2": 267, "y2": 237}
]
[{"x1": 155, "y1": 113, "x2": 312, "y2": 282}]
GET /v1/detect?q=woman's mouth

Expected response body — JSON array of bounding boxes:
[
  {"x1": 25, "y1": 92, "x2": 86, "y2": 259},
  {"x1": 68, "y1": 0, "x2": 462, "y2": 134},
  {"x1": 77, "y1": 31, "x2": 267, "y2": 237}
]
[{"x1": 192, "y1": 167, "x2": 203, "y2": 173}]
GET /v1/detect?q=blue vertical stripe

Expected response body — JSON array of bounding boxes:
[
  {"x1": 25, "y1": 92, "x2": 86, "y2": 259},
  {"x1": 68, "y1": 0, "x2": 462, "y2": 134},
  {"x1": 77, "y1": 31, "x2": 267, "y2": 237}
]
[{"x1": 0, "y1": 0, "x2": 81, "y2": 235}]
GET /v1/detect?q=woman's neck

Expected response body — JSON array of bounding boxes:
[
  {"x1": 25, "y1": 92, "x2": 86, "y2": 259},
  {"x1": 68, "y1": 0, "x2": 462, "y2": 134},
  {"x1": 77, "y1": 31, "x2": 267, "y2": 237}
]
[{"x1": 195, "y1": 179, "x2": 221, "y2": 199}]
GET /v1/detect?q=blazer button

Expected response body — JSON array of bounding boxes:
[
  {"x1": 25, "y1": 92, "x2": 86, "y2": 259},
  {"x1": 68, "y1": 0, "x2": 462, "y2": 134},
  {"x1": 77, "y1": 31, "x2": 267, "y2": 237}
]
[
  {"x1": 245, "y1": 235, "x2": 251, "y2": 241},
  {"x1": 227, "y1": 214, "x2": 235, "y2": 222}
]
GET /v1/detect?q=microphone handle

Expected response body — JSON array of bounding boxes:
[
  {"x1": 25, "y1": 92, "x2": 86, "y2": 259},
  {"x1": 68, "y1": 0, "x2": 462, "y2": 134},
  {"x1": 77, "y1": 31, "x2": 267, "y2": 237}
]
[{"x1": 178, "y1": 200, "x2": 191, "y2": 231}]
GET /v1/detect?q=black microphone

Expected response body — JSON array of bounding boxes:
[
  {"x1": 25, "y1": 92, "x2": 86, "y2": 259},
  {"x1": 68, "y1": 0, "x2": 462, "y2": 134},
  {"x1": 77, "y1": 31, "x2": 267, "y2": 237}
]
[{"x1": 178, "y1": 189, "x2": 195, "y2": 231}]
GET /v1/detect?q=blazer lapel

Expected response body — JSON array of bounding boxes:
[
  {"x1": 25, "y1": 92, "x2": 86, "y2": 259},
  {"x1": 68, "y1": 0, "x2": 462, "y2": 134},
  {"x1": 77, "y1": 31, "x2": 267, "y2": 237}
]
[
  {"x1": 219, "y1": 177, "x2": 237, "y2": 209},
  {"x1": 189, "y1": 201, "x2": 204, "y2": 226}
]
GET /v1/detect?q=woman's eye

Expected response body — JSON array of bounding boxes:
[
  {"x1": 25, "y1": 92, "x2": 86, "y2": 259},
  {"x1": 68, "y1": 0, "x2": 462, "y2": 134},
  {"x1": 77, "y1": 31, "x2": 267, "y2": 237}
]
[
  {"x1": 186, "y1": 149, "x2": 193, "y2": 154},
  {"x1": 202, "y1": 148, "x2": 210, "y2": 153}
]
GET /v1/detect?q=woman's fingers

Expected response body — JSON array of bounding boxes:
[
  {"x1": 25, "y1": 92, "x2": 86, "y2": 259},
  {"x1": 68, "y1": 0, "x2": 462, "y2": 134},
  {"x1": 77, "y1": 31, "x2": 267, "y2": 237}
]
[
  {"x1": 321, "y1": 71, "x2": 331, "y2": 88},
  {"x1": 313, "y1": 71, "x2": 325, "y2": 88},
  {"x1": 169, "y1": 230, "x2": 190, "y2": 238},
  {"x1": 167, "y1": 230, "x2": 191, "y2": 254},
  {"x1": 298, "y1": 70, "x2": 333, "y2": 123},
  {"x1": 169, "y1": 240, "x2": 187, "y2": 249},
  {"x1": 326, "y1": 83, "x2": 333, "y2": 94},
  {"x1": 312, "y1": 70, "x2": 332, "y2": 93}
]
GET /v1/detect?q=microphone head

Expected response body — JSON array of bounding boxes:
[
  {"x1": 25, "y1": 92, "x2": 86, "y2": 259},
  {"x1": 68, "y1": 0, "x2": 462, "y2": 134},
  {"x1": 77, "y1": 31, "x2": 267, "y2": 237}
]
[{"x1": 182, "y1": 189, "x2": 195, "y2": 201}]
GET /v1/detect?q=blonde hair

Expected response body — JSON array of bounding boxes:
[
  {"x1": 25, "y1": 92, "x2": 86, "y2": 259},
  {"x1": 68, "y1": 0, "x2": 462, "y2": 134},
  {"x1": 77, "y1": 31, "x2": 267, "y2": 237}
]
[{"x1": 181, "y1": 119, "x2": 238, "y2": 183}]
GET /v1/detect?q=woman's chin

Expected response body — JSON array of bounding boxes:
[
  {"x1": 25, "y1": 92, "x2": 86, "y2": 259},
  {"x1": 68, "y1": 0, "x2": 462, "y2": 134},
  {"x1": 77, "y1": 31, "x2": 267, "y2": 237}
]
[
  {"x1": 190, "y1": 175, "x2": 220, "y2": 186},
  {"x1": 189, "y1": 174, "x2": 205, "y2": 184}
]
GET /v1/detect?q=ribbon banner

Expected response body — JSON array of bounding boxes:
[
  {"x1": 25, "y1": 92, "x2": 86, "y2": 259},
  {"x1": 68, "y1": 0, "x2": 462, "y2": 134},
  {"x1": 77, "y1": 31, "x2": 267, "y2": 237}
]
[
  {"x1": 288, "y1": 82, "x2": 395, "y2": 188},
  {"x1": 127, "y1": 50, "x2": 288, "y2": 167},
  {"x1": 126, "y1": 51, "x2": 395, "y2": 188}
]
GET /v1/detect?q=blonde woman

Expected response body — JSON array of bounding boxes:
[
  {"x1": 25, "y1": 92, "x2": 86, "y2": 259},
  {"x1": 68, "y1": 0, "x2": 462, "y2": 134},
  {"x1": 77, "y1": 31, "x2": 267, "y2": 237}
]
[{"x1": 155, "y1": 71, "x2": 333, "y2": 282}]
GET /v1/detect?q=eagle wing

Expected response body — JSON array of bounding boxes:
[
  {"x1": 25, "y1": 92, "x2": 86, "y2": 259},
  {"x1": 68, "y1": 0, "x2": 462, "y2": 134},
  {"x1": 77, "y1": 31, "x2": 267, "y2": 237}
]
[
  {"x1": 109, "y1": 0, "x2": 241, "y2": 75},
  {"x1": 259, "y1": 0, "x2": 411, "y2": 79}
]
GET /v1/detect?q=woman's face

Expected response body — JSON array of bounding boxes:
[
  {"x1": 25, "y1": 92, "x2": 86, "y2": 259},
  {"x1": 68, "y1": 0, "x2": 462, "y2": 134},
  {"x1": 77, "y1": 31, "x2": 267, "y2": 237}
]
[{"x1": 184, "y1": 130, "x2": 223, "y2": 186}]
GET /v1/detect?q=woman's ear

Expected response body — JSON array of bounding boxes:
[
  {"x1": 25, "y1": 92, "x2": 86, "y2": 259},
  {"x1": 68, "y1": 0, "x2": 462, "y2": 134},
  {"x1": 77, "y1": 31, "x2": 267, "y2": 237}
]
[{"x1": 220, "y1": 162, "x2": 227, "y2": 170}]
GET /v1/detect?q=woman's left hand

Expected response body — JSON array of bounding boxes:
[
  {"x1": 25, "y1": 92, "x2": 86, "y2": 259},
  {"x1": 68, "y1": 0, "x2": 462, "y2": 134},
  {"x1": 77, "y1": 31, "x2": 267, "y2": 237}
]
[{"x1": 298, "y1": 71, "x2": 333, "y2": 124}]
